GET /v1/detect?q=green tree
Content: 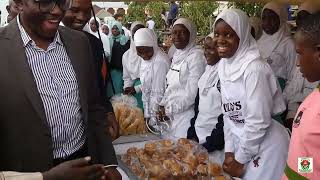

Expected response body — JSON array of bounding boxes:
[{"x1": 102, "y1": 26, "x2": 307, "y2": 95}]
[
  {"x1": 180, "y1": 1, "x2": 219, "y2": 36},
  {"x1": 228, "y1": 2, "x2": 264, "y2": 17}
]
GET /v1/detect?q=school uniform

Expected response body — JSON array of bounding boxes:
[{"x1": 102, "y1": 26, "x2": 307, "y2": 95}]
[
  {"x1": 122, "y1": 21, "x2": 145, "y2": 109},
  {"x1": 283, "y1": 88, "x2": 320, "y2": 180},
  {"x1": 160, "y1": 18, "x2": 206, "y2": 139},
  {"x1": 215, "y1": 9, "x2": 290, "y2": 180},
  {"x1": 257, "y1": 2, "x2": 297, "y2": 91},
  {"x1": 187, "y1": 64, "x2": 225, "y2": 164},
  {"x1": 134, "y1": 28, "x2": 170, "y2": 118}
]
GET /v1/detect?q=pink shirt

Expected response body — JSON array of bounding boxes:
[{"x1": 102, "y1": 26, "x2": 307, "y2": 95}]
[{"x1": 283, "y1": 89, "x2": 320, "y2": 179}]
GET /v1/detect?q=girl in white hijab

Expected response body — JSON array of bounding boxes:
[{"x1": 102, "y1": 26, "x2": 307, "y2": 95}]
[
  {"x1": 159, "y1": 18, "x2": 206, "y2": 139},
  {"x1": 122, "y1": 21, "x2": 145, "y2": 110},
  {"x1": 88, "y1": 17, "x2": 111, "y2": 57},
  {"x1": 214, "y1": 9, "x2": 289, "y2": 179},
  {"x1": 257, "y1": 2, "x2": 296, "y2": 91},
  {"x1": 187, "y1": 34, "x2": 224, "y2": 164},
  {"x1": 133, "y1": 28, "x2": 170, "y2": 119}
]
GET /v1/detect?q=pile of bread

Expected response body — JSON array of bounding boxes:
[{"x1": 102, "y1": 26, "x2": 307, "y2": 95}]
[
  {"x1": 113, "y1": 103, "x2": 147, "y2": 135},
  {"x1": 122, "y1": 138, "x2": 229, "y2": 180}
]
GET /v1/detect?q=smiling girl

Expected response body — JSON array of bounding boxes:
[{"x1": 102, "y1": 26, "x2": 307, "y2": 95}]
[{"x1": 214, "y1": 9, "x2": 290, "y2": 179}]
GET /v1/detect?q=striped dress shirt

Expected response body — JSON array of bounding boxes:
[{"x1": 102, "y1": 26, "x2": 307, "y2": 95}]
[{"x1": 17, "y1": 17, "x2": 86, "y2": 159}]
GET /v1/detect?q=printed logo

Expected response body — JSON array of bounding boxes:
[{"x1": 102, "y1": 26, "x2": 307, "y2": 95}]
[
  {"x1": 252, "y1": 156, "x2": 261, "y2": 168},
  {"x1": 298, "y1": 157, "x2": 313, "y2": 173}
]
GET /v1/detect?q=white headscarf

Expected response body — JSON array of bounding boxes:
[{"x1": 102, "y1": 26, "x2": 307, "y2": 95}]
[
  {"x1": 125, "y1": 21, "x2": 145, "y2": 80},
  {"x1": 171, "y1": 18, "x2": 201, "y2": 65},
  {"x1": 257, "y1": 2, "x2": 291, "y2": 59},
  {"x1": 134, "y1": 28, "x2": 165, "y2": 106},
  {"x1": 215, "y1": 9, "x2": 260, "y2": 82},
  {"x1": 201, "y1": 33, "x2": 219, "y2": 89},
  {"x1": 101, "y1": 24, "x2": 110, "y2": 36},
  {"x1": 134, "y1": 28, "x2": 159, "y2": 90},
  {"x1": 88, "y1": 17, "x2": 111, "y2": 56}
]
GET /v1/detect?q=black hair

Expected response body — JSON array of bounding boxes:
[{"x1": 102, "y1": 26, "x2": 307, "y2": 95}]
[{"x1": 297, "y1": 12, "x2": 320, "y2": 46}]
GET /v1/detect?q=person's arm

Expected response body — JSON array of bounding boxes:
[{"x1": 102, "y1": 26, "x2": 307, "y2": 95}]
[
  {"x1": 202, "y1": 114, "x2": 224, "y2": 152},
  {"x1": 235, "y1": 65, "x2": 278, "y2": 164},
  {"x1": 162, "y1": 52, "x2": 205, "y2": 115},
  {"x1": 85, "y1": 36, "x2": 118, "y2": 166},
  {"x1": 145, "y1": 59, "x2": 169, "y2": 118},
  {"x1": 122, "y1": 52, "x2": 135, "y2": 89}
]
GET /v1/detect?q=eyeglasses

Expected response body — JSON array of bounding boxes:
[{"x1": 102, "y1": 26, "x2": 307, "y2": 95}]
[{"x1": 34, "y1": 0, "x2": 72, "y2": 13}]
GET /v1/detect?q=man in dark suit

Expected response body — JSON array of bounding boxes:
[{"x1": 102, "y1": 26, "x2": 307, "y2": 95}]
[{"x1": 0, "y1": 0, "x2": 120, "y2": 179}]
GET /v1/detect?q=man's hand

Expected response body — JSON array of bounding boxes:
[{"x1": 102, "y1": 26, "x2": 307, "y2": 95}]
[
  {"x1": 43, "y1": 157, "x2": 105, "y2": 180},
  {"x1": 223, "y1": 156, "x2": 245, "y2": 178},
  {"x1": 104, "y1": 167, "x2": 122, "y2": 180},
  {"x1": 123, "y1": 87, "x2": 136, "y2": 95},
  {"x1": 107, "y1": 112, "x2": 120, "y2": 141}
]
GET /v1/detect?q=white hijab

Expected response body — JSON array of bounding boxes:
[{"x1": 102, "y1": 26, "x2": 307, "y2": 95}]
[
  {"x1": 201, "y1": 34, "x2": 219, "y2": 90},
  {"x1": 134, "y1": 28, "x2": 160, "y2": 103},
  {"x1": 126, "y1": 21, "x2": 145, "y2": 79},
  {"x1": 215, "y1": 9, "x2": 260, "y2": 82},
  {"x1": 88, "y1": 17, "x2": 111, "y2": 56},
  {"x1": 101, "y1": 24, "x2": 110, "y2": 37},
  {"x1": 134, "y1": 28, "x2": 159, "y2": 88},
  {"x1": 171, "y1": 18, "x2": 202, "y2": 65},
  {"x1": 257, "y1": 2, "x2": 291, "y2": 59}
]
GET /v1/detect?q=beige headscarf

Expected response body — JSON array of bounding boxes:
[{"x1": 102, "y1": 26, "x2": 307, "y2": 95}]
[{"x1": 257, "y1": 2, "x2": 291, "y2": 59}]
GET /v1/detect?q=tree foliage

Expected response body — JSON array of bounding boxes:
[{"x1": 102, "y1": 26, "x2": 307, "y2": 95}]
[
  {"x1": 180, "y1": 1, "x2": 219, "y2": 36},
  {"x1": 228, "y1": 2, "x2": 264, "y2": 17}
]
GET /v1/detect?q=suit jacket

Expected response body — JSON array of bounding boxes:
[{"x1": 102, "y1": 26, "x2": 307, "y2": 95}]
[{"x1": 0, "y1": 18, "x2": 117, "y2": 172}]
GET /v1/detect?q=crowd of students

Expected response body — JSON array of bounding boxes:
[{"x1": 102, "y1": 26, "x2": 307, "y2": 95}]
[{"x1": 1, "y1": 0, "x2": 320, "y2": 179}]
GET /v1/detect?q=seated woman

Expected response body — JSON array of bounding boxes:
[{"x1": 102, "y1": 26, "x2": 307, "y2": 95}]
[
  {"x1": 214, "y1": 9, "x2": 289, "y2": 179},
  {"x1": 187, "y1": 34, "x2": 224, "y2": 164},
  {"x1": 159, "y1": 18, "x2": 206, "y2": 139},
  {"x1": 257, "y1": 2, "x2": 297, "y2": 91},
  {"x1": 133, "y1": 28, "x2": 170, "y2": 120}
]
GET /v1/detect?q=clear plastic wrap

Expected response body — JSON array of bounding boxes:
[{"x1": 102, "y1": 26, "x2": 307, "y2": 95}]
[
  {"x1": 111, "y1": 94, "x2": 147, "y2": 135},
  {"x1": 122, "y1": 138, "x2": 233, "y2": 180}
]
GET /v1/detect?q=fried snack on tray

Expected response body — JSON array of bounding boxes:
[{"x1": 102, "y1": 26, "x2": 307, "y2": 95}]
[
  {"x1": 208, "y1": 162, "x2": 223, "y2": 176},
  {"x1": 215, "y1": 176, "x2": 227, "y2": 180},
  {"x1": 122, "y1": 138, "x2": 226, "y2": 179}
]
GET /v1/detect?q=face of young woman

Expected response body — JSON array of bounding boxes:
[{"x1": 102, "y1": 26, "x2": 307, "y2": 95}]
[
  {"x1": 204, "y1": 37, "x2": 220, "y2": 66},
  {"x1": 262, "y1": 8, "x2": 280, "y2": 35},
  {"x1": 172, "y1": 24, "x2": 190, "y2": 49},
  {"x1": 112, "y1": 26, "x2": 120, "y2": 36},
  {"x1": 295, "y1": 31, "x2": 320, "y2": 82},
  {"x1": 214, "y1": 20, "x2": 240, "y2": 59},
  {"x1": 136, "y1": 46, "x2": 154, "y2": 60}
]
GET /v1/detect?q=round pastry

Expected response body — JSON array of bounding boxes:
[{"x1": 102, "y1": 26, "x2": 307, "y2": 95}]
[
  {"x1": 177, "y1": 138, "x2": 190, "y2": 146},
  {"x1": 122, "y1": 154, "x2": 131, "y2": 166},
  {"x1": 158, "y1": 169, "x2": 172, "y2": 180},
  {"x1": 158, "y1": 139, "x2": 174, "y2": 148},
  {"x1": 182, "y1": 153, "x2": 198, "y2": 169},
  {"x1": 144, "y1": 142, "x2": 157, "y2": 156},
  {"x1": 208, "y1": 162, "x2": 223, "y2": 176},
  {"x1": 197, "y1": 164, "x2": 208, "y2": 175},
  {"x1": 196, "y1": 151, "x2": 209, "y2": 164},
  {"x1": 130, "y1": 164, "x2": 145, "y2": 178},
  {"x1": 173, "y1": 147, "x2": 187, "y2": 160},
  {"x1": 151, "y1": 151, "x2": 161, "y2": 161},
  {"x1": 215, "y1": 176, "x2": 226, "y2": 180},
  {"x1": 127, "y1": 147, "x2": 138, "y2": 156},
  {"x1": 170, "y1": 161, "x2": 183, "y2": 176},
  {"x1": 148, "y1": 164, "x2": 163, "y2": 177}
]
